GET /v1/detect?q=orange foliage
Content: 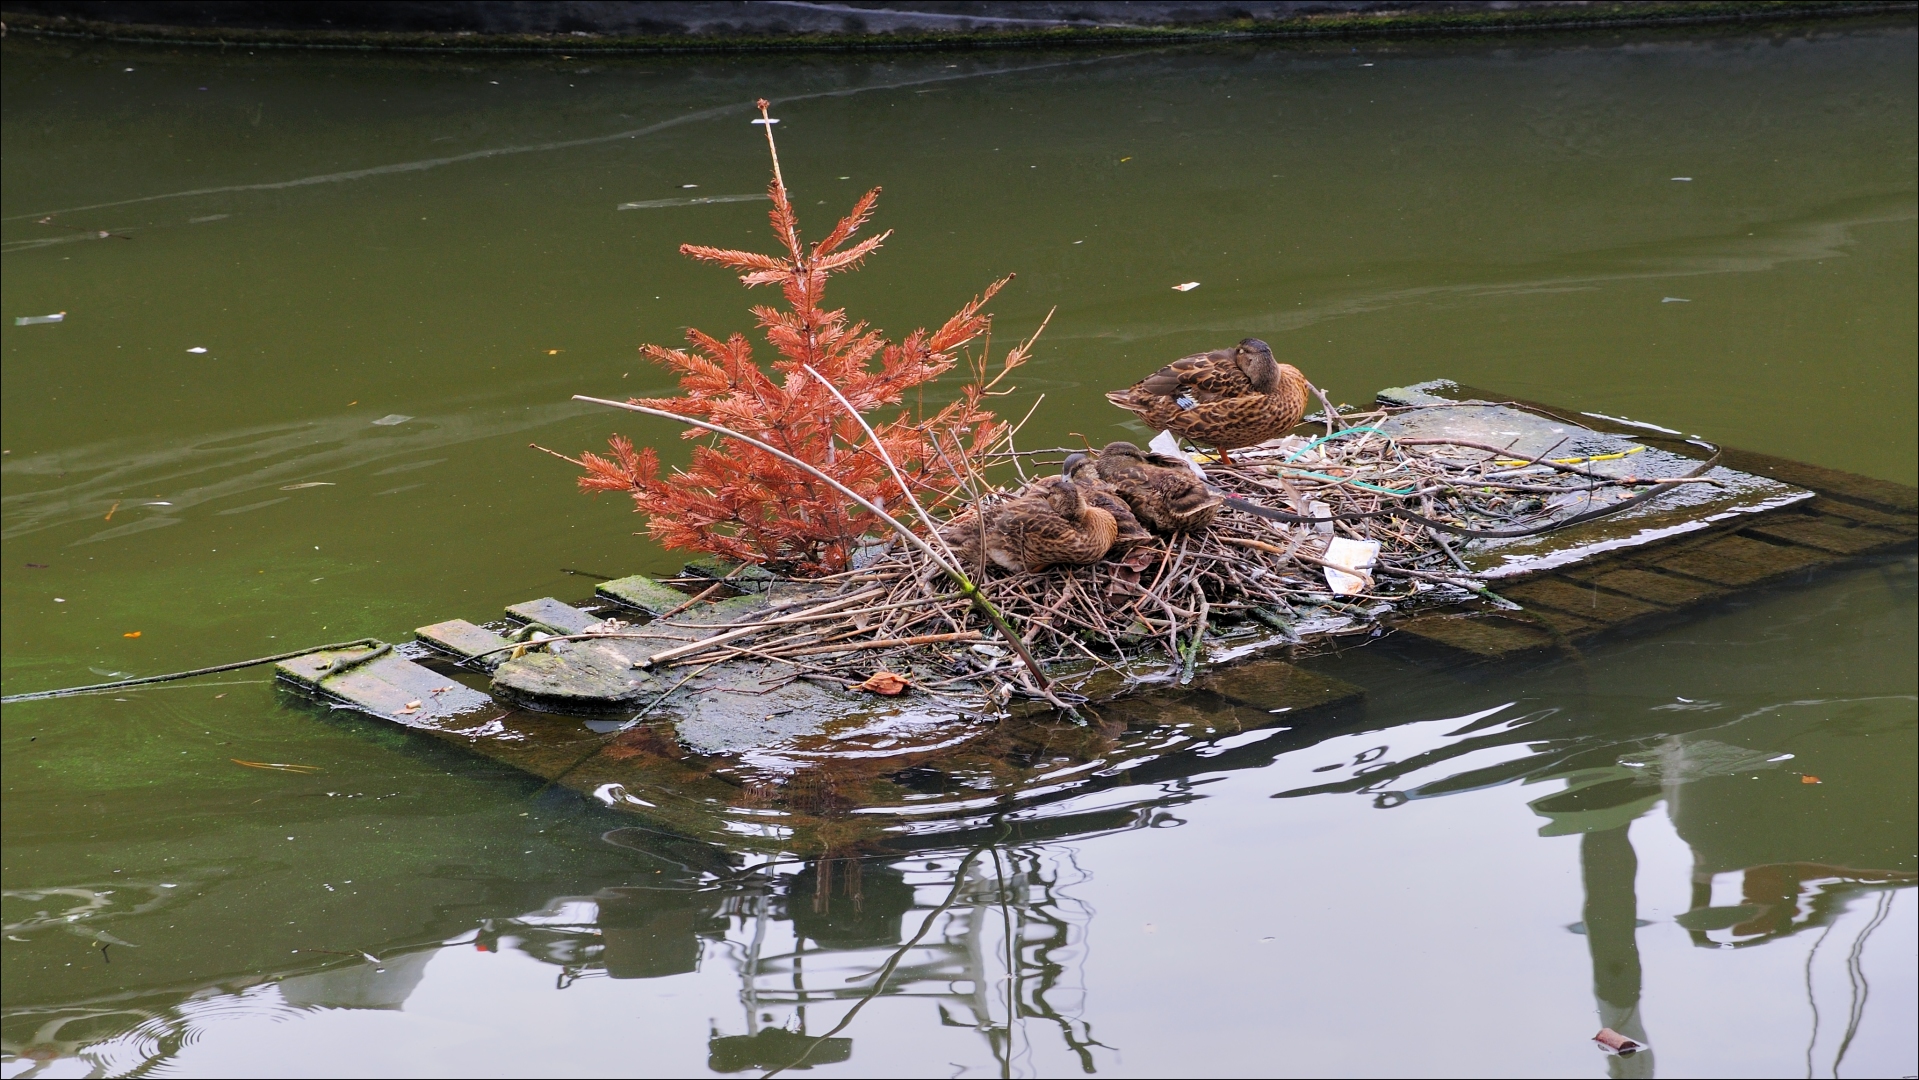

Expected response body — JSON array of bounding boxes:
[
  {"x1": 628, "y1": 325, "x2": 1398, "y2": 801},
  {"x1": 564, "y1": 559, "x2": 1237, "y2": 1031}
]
[{"x1": 579, "y1": 100, "x2": 1028, "y2": 574}]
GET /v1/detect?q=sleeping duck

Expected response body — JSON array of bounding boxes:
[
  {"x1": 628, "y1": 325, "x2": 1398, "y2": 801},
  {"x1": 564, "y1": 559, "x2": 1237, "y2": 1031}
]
[
  {"x1": 1083, "y1": 441, "x2": 1222, "y2": 534},
  {"x1": 1061, "y1": 452, "x2": 1155, "y2": 554},
  {"x1": 1104, "y1": 338, "x2": 1310, "y2": 463},
  {"x1": 940, "y1": 473, "x2": 1117, "y2": 575}
]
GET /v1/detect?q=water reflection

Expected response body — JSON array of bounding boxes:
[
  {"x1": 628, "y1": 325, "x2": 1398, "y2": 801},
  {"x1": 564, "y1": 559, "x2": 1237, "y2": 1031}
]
[{"x1": 8, "y1": 658, "x2": 1910, "y2": 1077}]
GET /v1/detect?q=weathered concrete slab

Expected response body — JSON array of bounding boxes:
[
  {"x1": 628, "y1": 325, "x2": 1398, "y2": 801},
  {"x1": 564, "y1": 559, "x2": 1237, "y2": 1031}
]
[
  {"x1": 1375, "y1": 385, "x2": 1814, "y2": 579},
  {"x1": 597, "y1": 574, "x2": 693, "y2": 615},
  {"x1": 505, "y1": 597, "x2": 600, "y2": 633},
  {"x1": 414, "y1": 619, "x2": 512, "y2": 669},
  {"x1": 275, "y1": 645, "x2": 492, "y2": 726},
  {"x1": 489, "y1": 641, "x2": 662, "y2": 712}
]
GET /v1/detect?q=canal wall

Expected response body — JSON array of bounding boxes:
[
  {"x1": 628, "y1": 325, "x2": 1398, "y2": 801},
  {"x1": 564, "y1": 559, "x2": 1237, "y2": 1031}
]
[{"x1": 2, "y1": 1, "x2": 1910, "y2": 52}]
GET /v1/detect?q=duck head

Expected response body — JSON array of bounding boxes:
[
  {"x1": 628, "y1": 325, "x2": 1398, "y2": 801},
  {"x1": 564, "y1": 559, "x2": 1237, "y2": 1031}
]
[
  {"x1": 1234, "y1": 338, "x2": 1279, "y2": 392},
  {"x1": 1098, "y1": 440, "x2": 1148, "y2": 465},
  {"x1": 1031, "y1": 475, "x2": 1090, "y2": 520},
  {"x1": 1062, "y1": 451, "x2": 1094, "y2": 481}
]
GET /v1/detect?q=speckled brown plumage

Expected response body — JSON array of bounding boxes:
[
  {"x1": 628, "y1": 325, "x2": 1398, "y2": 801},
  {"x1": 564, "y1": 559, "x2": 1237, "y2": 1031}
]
[
  {"x1": 1085, "y1": 441, "x2": 1222, "y2": 534},
  {"x1": 939, "y1": 474, "x2": 1117, "y2": 574},
  {"x1": 1104, "y1": 338, "x2": 1310, "y2": 462},
  {"x1": 1062, "y1": 453, "x2": 1155, "y2": 553}
]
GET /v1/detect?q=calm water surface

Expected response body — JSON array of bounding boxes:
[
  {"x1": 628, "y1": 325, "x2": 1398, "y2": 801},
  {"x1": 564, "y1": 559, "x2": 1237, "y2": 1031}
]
[{"x1": 3, "y1": 22, "x2": 1915, "y2": 1078}]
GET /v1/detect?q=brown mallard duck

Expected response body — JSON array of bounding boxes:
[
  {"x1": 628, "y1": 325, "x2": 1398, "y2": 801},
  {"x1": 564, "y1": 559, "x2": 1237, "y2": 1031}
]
[
  {"x1": 1103, "y1": 338, "x2": 1310, "y2": 463},
  {"x1": 939, "y1": 474, "x2": 1117, "y2": 574},
  {"x1": 1084, "y1": 441, "x2": 1222, "y2": 533},
  {"x1": 1061, "y1": 452, "x2": 1155, "y2": 553}
]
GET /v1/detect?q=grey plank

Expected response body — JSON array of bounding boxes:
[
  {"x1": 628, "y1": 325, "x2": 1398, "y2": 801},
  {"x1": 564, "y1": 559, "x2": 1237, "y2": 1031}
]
[
  {"x1": 276, "y1": 645, "x2": 493, "y2": 727},
  {"x1": 414, "y1": 619, "x2": 513, "y2": 669},
  {"x1": 505, "y1": 597, "x2": 599, "y2": 633}
]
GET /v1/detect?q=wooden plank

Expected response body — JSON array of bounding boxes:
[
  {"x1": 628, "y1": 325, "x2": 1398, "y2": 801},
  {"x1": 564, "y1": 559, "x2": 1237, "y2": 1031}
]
[
  {"x1": 1569, "y1": 568, "x2": 1728, "y2": 609},
  {"x1": 1193, "y1": 660, "x2": 1366, "y2": 716},
  {"x1": 1499, "y1": 578, "x2": 1667, "y2": 622},
  {"x1": 414, "y1": 619, "x2": 512, "y2": 669},
  {"x1": 275, "y1": 646, "x2": 493, "y2": 726},
  {"x1": 1655, "y1": 534, "x2": 1831, "y2": 587},
  {"x1": 1516, "y1": 607, "x2": 1607, "y2": 638},
  {"x1": 1805, "y1": 496, "x2": 1918, "y2": 534},
  {"x1": 681, "y1": 556, "x2": 779, "y2": 593},
  {"x1": 1743, "y1": 517, "x2": 1908, "y2": 556},
  {"x1": 596, "y1": 574, "x2": 693, "y2": 615},
  {"x1": 505, "y1": 597, "x2": 599, "y2": 633},
  {"x1": 1390, "y1": 614, "x2": 1554, "y2": 659}
]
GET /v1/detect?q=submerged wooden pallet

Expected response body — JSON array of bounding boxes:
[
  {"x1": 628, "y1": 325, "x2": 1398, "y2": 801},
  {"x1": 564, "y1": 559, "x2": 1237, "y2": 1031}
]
[
  {"x1": 268, "y1": 384, "x2": 1915, "y2": 849},
  {"x1": 1381, "y1": 384, "x2": 1917, "y2": 661}
]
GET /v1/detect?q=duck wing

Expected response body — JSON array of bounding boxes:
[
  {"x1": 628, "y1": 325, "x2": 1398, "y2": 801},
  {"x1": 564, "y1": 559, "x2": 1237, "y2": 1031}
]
[
  {"x1": 1080, "y1": 484, "x2": 1153, "y2": 550},
  {"x1": 1130, "y1": 348, "x2": 1254, "y2": 403}
]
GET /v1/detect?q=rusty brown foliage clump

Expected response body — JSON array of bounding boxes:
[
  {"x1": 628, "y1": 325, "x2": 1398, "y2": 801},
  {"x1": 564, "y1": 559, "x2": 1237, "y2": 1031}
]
[{"x1": 579, "y1": 100, "x2": 1030, "y2": 575}]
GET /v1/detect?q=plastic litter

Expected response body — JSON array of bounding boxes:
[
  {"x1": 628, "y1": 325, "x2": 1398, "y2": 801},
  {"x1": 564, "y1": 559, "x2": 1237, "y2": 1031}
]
[
  {"x1": 187, "y1": 346, "x2": 208, "y2": 353},
  {"x1": 1661, "y1": 297, "x2": 1691, "y2": 304},
  {"x1": 1308, "y1": 500, "x2": 1334, "y2": 535},
  {"x1": 1321, "y1": 537, "x2": 1379, "y2": 596},
  {"x1": 1149, "y1": 430, "x2": 1208, "y2": 478},
  {"x1": 1171, "y1": 282, "x2": 1200, "y2": 292},
  {"x1": 1592, "y1": 1028, "x2": 1644, "y2": 1055},
  {"x1": 370, "y1": 414, "x2": 413, "y2": 426},
  {"x1": 15, "y1": 313, "x2": 65, "y2": 326}
]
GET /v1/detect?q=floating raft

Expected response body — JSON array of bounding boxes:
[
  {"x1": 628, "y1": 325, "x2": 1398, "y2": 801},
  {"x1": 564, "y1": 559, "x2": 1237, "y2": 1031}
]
[{"x1": 271, "y1": 382, "x2": 1916, "y2": 851}]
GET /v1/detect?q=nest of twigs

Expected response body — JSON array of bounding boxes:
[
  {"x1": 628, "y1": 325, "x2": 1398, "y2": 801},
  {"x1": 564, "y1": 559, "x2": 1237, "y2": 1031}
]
[{"x1": 606, "y1": 401, "x2": 1692, "y2": 714}]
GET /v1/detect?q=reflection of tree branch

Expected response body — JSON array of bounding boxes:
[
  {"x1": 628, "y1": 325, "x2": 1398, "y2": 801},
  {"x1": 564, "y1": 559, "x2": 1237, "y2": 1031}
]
[
  {"x1": 1007, "y1": 849, "x2": 1113, "y2": 1073},
  {"x1": 763, "y1": 845, "x2": 988, "y2": 1079}
]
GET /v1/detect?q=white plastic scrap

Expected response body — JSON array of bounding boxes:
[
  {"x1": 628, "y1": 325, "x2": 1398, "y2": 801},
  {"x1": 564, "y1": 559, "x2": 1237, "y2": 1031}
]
[
  {"x1": 1171, "y1": 282, "x2": 1200, "y2": 292},
  {"x1": 1321, "y1": 537, "x2": 1379, "y2": 596},
  {"x1": 370, "y1": 414, "x2": 413, "y2": 426},
  {"x1": 1148, "y1": 430, "x2": 1208, "y2": 479},
  {"x1": 1308, "y1": 500, "x2": 1334, "y2": 536},
  {"x1": 15, "y1": 313, "x2": 65, "y2": 326}
]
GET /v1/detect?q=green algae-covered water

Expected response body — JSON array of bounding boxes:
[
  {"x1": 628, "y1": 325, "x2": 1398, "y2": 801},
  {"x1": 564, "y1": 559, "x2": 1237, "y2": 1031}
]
[{"x1": 3, "y1": 21, "x2": 1915, "y2": 1078}]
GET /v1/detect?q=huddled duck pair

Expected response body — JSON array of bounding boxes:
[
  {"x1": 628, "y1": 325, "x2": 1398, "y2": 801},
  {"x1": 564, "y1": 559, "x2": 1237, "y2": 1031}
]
[
  {"x1": 942, "y1": 442, "x2": 1220, "y2": 574},
  {"x1": 942, "y1": 337, "x2": 1312, "y2": 575}
]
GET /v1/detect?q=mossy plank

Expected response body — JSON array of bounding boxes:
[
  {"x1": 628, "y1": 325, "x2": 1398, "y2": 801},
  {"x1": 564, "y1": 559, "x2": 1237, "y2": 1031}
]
[
  {"x1": 1656, "y1": 534, "x2": 1832, "y2": 587},
  {"x1": 1390, "y1": 614, "x2": 1554, "y2": 659},
  {"x1": 1192, "y1": 660, "x2": 1365, "y2": 715},
  {"x1": 414, "y1": 619, "x2": 512, "y2": 669},
  {"x1": 1742, "y1": 517, "x2": 1908, "y2": 555},
  {"x1": 1805, "y1": 497, "x2": 1918, "y2": 533},
  {"x1": 505, "y1": 596, "x2": 600, "y2": 633},
  {"x1": 682, "y1": 556, "x2": 779, "y2": 593},
  {"x1": 1571, "y1": 568, "x2": 1728, "y2": 609},
  {"x1": 275, "y1": 646, "x2": 493, "y2": 726},
  {"x1": 1515, "y1": 607, "x2": 1606, "y2": 639},
  {"x1": 1499, "y1": 578, "x2": 1666, "y2": 623},
  {"x1": 1713, "y1": 447, "x2": 1918, "y2": 514},
  {"x1": 597, "y1": 574, "x2": 692, "y2": 615}
]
